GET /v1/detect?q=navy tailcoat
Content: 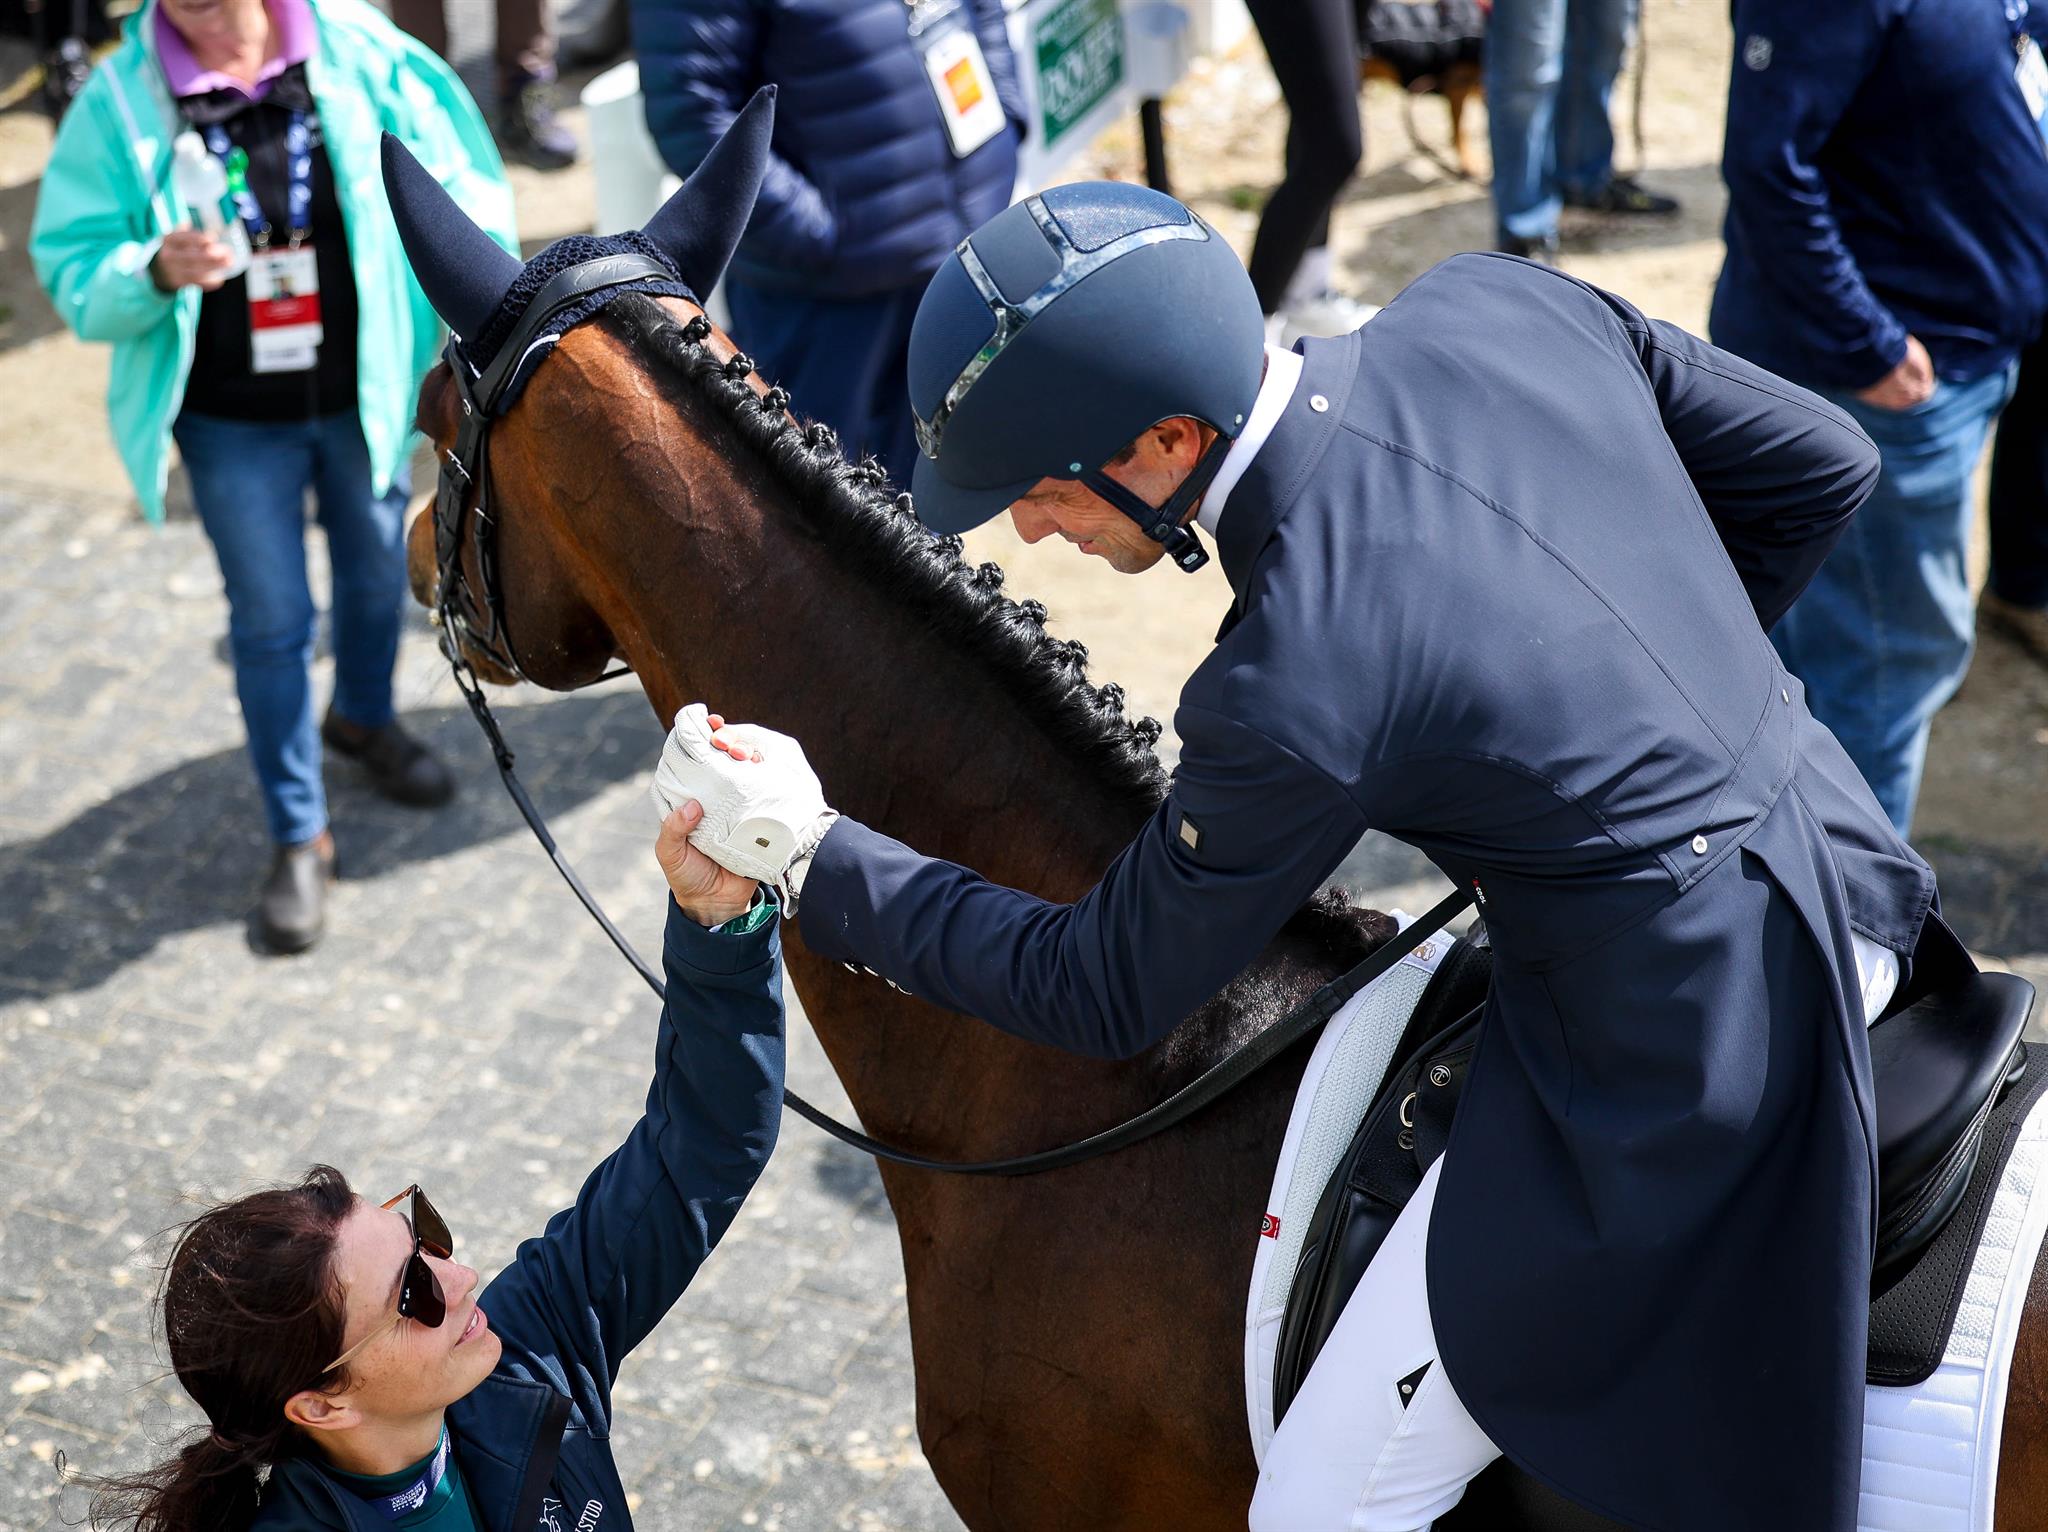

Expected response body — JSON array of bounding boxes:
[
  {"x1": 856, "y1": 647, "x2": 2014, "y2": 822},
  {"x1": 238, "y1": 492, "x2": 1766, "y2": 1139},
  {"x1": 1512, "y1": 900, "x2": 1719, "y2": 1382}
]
[{"x1": 800, "y1": 252, "x2": 1935, "y2": 1531}]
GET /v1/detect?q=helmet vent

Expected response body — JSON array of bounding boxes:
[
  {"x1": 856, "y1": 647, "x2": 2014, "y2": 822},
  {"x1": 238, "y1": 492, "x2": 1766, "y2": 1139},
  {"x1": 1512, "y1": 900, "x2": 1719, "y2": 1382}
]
[{"x1": 1040, "y1": 181, "x2": 1192, "y2": 253}]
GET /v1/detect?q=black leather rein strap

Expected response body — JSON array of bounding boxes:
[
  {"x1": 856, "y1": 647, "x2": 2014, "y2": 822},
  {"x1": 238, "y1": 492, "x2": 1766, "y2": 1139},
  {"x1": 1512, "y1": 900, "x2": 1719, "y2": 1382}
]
[{"x1": 436, "y1": 252, "x2": 1477, "y2": 1175}]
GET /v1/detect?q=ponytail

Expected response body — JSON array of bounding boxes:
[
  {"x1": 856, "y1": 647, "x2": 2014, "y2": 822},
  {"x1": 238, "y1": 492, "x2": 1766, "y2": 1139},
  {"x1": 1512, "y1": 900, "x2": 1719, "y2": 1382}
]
[
  {"x1": 88, "y1": 1430, "x2": 264, "y2": 1532},
  {"x1": 83, "y1": 1167, "x2": 357, "y2": 1531}
]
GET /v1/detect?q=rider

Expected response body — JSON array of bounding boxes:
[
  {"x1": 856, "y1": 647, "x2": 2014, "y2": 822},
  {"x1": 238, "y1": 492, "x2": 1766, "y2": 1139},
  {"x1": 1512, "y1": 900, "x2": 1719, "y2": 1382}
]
[
  {"x1": 664, "y1": 181, "x2": 1944, "y2": 1531},
  {"x1": 85, "y1": 793, "x2": 776, "y2": 1532}
]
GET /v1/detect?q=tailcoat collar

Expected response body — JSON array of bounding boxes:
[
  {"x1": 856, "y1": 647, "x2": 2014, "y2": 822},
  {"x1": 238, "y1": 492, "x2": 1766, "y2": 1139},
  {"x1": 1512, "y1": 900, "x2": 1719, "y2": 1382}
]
[{"x1": 1214, "y1": 330, "x2": 1359, "y2": 629}]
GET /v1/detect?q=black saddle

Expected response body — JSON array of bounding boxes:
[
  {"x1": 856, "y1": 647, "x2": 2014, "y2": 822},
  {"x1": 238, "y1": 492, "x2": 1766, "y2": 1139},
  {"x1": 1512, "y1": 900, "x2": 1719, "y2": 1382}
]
[{"x1": 1271, "y1": 920, "x2": 2037, "y2": 1528}]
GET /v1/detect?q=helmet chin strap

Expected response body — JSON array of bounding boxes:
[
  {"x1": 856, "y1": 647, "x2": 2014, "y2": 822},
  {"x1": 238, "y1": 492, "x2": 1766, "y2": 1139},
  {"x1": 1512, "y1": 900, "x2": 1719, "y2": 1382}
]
[{"x1": 1080, "y1": 431, "x2": 1235, "y2": 574}]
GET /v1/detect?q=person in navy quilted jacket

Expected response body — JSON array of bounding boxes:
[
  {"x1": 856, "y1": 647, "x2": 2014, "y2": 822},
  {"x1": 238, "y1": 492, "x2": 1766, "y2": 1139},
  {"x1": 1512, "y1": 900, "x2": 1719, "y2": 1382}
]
[{"x1": 632, "y1": 0, "x2": 1025, "y2": 490}]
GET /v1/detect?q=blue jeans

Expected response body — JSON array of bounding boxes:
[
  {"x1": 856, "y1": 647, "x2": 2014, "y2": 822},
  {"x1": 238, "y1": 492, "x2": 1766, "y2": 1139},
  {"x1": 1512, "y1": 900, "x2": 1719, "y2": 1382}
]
[
  {"x1": 1770, "y1": 366, "x2": 2017, "y2": 835},
  {"x1": 1485, "y1": 0, "x2": 1636, "y2": 242},
  {"x1": 173, "y1": 411, "x2": 411, "y2": 847},
  {"x1": 725, "y1": 278, "x2": 923, "y2": 492}
]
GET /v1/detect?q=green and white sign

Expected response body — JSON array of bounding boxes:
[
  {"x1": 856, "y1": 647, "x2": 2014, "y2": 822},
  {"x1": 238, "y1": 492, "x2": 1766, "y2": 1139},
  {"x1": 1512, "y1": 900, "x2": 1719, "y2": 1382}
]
[{"x1": 1033, "y1": 0, "x2": 1125, "y2": 148}]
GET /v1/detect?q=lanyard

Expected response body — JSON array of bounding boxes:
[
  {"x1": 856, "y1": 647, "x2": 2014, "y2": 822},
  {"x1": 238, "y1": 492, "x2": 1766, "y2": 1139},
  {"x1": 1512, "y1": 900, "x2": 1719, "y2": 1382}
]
[
  {"x1": 2010, "y1": 0, "x2": 2032, "y2": 42},
  {"x1": 360, "y1": 1428, "x2": 451, "y2": 1522},
  {"x1": 201, "y1": 110, "x2": 311, "y2": 248}
]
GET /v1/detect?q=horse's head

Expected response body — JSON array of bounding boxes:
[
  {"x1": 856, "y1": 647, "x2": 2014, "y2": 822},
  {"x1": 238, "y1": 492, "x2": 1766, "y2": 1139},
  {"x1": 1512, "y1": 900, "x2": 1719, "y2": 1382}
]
[{"x1": 383, "y1": 89, "x2": 778, "y2": 691}]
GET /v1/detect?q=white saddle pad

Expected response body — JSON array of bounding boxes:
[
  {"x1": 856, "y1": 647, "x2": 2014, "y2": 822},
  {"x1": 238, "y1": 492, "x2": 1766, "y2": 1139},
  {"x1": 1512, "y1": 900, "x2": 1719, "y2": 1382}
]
[
  {"x1": 1245, "y1": 911, "x2": 1449, "y2": 1461},
  {"x1": 1244, "y1": 956, "x2": 2048, "y2": 1532}
]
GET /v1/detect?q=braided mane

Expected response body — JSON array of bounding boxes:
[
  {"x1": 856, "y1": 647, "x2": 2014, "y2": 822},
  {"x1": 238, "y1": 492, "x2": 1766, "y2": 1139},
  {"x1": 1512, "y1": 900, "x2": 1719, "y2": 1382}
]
[{"x1": 603, "y1": 291, "x2": 1172, "y2": 818}]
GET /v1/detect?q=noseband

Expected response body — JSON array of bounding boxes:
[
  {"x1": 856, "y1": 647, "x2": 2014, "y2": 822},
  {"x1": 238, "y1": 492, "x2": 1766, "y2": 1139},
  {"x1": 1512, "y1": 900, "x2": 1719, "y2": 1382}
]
[
  {"x1": 432, "y1": 252, "x2": 679, "y2": 684},
  {"x1": 427, "y1": 254, "x2": 1475, "y2": 1176}
]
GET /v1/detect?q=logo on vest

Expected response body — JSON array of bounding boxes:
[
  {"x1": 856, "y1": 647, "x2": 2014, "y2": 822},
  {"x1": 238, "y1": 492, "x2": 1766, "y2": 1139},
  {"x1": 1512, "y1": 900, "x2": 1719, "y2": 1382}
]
[
  {"x1": 1743, "y1": 34, "x2": 1772, "y2": 70},
  {"x1": 1260, "y1": 1212, "x2": 1281, "y2": 1239},
  {"x1": 538, "y1": 1499, "x2": 603, "y2": 1532}
]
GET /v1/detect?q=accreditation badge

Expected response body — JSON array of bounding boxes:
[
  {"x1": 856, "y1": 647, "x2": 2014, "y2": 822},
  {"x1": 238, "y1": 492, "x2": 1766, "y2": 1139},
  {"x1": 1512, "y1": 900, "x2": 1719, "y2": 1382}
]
[
  {"x1": 247, "y1": 246, "x2": 322, "y2": 374},
  {"x1": 920, "y1": 23, "x2": 1007, "y2": 158},
  {"x1": 2018, "y1": 34, "x2": 2048, "y2": 154}
]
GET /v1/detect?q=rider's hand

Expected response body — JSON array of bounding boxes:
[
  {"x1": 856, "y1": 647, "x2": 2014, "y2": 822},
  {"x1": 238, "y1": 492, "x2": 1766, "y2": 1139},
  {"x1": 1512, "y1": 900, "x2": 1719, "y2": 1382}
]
[
  {"x1": 651, "y1": 705, "x2": 838, "y2": 905},
  {"x1": 150, "y1": 228, "x2": 236, "y2": 293},
  {"x1": 1854, "y1": 334, "x2": 1936, "y2": 412},
  {"x1": 656, "y1": 798, "x2": 761, "y2": 926}
]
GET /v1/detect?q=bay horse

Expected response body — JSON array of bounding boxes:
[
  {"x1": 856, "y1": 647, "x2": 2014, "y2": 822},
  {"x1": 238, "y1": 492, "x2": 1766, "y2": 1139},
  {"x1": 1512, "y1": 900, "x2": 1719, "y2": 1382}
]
[{"x1": 403, "y1": 284, "x2": 2048, "y2": 1530}]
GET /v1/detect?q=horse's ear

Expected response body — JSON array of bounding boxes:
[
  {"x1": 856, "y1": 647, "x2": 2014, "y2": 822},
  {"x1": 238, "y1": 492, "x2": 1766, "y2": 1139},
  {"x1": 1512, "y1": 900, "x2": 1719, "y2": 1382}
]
[
  {"x1": 639, "y1": 85, "x2": 776, "y2": 297},
  {"x1": 380, "y1": 133, "x2": 522, "y2": 345}
]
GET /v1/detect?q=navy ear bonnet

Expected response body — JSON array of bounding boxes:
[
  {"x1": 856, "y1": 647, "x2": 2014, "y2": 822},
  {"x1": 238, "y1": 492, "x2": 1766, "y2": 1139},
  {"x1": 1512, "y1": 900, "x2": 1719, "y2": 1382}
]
[
  {"x1": 465, "y1": 232, "x2": 695, "y2": 406},
  {"x1": 381, "y1": 85, "x2": 776, "y2": 407},
  {"x1": 906, "y1": 180, "x2": 1265, "y2": 536}
]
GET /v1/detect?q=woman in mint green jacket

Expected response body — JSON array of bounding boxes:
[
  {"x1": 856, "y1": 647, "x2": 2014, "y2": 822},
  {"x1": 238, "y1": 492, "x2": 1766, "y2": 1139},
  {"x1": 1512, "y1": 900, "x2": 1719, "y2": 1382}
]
[{"x1": 31, "y1": 0, "x2": 514, "y2": 954}]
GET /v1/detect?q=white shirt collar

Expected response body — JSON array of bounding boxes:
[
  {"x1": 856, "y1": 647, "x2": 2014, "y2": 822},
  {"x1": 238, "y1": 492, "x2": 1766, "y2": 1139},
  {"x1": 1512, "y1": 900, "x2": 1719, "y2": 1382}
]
[{"x1": 1196, "y1": 344, "x2": 1304, "y2": 538}]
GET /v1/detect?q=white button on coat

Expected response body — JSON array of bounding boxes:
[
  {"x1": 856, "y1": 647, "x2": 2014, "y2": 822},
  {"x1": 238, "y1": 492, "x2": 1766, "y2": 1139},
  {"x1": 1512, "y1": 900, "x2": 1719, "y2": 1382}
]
[
  {"x1": 1692, "y1": 835, "x2": 1709, "y2": 855},
  {"x1": 1309, "y1": 393, "x2": 1330, "y2": 413}
]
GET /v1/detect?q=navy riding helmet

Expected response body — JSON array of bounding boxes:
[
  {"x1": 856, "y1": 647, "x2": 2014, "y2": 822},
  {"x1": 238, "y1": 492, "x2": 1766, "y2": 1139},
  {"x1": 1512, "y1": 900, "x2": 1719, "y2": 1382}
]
[{"x1": 906, "y1": 182, "x2": 1265, "y2": 573}]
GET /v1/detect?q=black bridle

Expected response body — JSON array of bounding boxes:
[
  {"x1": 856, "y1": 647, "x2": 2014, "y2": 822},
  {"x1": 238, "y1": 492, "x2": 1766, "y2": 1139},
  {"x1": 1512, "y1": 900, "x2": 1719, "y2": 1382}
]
[{"x1": 431, "y1": 255, "x2": 1475, "y2": 1176}]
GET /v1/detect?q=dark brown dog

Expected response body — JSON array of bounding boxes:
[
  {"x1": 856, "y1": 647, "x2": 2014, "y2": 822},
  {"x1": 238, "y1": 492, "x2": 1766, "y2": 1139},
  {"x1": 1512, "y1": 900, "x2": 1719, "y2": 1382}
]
[{"x1": 1356, "y1": 0, "x2": 1488, "y2": 179}]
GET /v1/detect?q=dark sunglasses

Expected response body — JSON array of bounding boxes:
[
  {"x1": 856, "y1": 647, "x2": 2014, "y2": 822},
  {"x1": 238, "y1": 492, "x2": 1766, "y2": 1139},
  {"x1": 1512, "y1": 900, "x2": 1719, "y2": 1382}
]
[{"x1": 321, "y1": 1185, "x2": 454, "y2": 1374}]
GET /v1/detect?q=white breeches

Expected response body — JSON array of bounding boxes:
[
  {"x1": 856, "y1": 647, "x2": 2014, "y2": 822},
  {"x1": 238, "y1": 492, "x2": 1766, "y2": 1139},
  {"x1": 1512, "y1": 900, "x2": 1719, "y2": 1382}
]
[
  {"x1": 1248, "y1": 931, "x2": 1900, "y2": 1532},
  {"x1": 1249, "y1": 1156, "x2": 1499, "y2": 1532}
]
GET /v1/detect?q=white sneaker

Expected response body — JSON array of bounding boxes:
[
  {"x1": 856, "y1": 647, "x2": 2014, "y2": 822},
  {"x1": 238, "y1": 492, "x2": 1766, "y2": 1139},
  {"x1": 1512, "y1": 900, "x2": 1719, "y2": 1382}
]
[{"x1": 1273, "y1": 291, "x2": 1383, "y2": 345}]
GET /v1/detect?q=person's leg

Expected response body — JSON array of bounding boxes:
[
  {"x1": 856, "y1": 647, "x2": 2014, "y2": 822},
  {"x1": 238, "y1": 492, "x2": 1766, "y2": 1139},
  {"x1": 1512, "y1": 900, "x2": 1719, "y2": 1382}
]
[
  {"x1": 495, "y1": 0, "x2": 575, "y2": 167},
  {"x1": 1770, "y1": 368, "x2": 2016, "y2": 834},
  {"x1": 1988, "y1": 336, "x2": 2048, "y2": 612},
  {"x1": 1552, "y1": 0, "x2": 1630, "y2": 201},
  {"x1": 493, "y1": 0, "x2": 551, "y2": 77},
  {"x1": 387, "y1": 0, "x2": 448, "y2": 60},
  {"x1": 1485, "y1": 0, "x2": 1567, "y2": 247},
  {"x1": 172, "y1": 412, "x2": 326, "y2": 849},
  {"x1": 311, "y1": 414, "x2": 410, "y2": 733},
  {"x1": 1243, "y1": 0, "x2": 1364, "y2": 315},
  {"x1": 1251, "y1": 1157, "x2": 1500, "y2": 1532},
  {"x1": 1553, "y1": 0, "x2": 1678, "y2": 215}
]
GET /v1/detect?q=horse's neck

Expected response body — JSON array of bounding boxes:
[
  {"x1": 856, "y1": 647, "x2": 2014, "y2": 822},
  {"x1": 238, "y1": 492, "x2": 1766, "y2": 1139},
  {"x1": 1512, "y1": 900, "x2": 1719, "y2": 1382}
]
[
  {"x1": 542, "y1": 335, "x2": 1157, "y2": 1146},
  {"x1": 545, "y1": 353, "x2": 1147, "y2": 899}
]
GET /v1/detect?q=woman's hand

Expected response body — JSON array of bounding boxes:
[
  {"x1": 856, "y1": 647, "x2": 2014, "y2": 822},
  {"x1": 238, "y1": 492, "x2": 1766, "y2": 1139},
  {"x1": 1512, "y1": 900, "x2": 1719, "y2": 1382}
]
[
  {"x1": 150, "y1": 228, "x2": 236, "y2": 293},
  {"x1": 657, "y1": 799, "x2": 762, "y2": 926}
]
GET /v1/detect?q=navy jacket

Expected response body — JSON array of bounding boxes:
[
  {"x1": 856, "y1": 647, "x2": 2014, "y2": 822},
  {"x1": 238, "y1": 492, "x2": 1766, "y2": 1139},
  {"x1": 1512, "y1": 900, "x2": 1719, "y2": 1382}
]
[
  {"x1": 632, "y1": 0, "x2": 1024, "y2": 299},
  {"x1": 1710, "y1": 0, "x2": 2048, "y2": 390},
  {"x1": 801, "y1": 254, "x2": 1932, "y2": 1530},
  {"x1": 251, "y1": 905, "x2": 786, "y2": 1532}
]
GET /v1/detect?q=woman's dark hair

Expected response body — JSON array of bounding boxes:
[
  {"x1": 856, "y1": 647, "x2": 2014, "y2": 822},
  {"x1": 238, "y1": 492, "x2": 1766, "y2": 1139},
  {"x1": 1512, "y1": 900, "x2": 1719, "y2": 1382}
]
[{"x1": 87, "y1": 1166, "x2": 357, "y2": 1531}]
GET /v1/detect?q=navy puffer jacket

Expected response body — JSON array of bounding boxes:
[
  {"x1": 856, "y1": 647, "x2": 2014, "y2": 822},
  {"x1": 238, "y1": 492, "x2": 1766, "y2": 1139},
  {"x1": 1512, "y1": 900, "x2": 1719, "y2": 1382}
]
[{"x1": 633, "y1": 0, "x2": 1025, "y2": 298}]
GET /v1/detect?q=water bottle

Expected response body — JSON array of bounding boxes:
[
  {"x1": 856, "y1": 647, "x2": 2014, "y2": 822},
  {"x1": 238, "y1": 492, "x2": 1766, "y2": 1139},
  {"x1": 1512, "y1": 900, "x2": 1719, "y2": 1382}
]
[{"x1": 170, "y1": 131, "x2": 252, "y2": 280}]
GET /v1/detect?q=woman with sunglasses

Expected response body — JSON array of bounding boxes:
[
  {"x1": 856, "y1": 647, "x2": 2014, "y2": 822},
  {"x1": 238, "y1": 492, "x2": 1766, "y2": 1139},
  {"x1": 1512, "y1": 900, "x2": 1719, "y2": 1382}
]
[{"x1": 90, "y1": 794, "x2": 780, "y2": 1531}]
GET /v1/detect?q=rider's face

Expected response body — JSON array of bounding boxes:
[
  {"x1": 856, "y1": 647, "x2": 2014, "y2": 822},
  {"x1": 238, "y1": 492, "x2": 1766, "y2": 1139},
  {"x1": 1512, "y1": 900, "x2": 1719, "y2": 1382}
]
[{"x1": 1007, "y1": 417, "x2": 1213, "y2": 575}]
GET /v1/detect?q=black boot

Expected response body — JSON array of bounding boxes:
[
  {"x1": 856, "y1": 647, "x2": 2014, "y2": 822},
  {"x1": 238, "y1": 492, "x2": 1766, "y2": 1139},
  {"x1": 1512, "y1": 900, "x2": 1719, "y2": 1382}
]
[
  {"x1": 1564, "y1": 175, "x2": 1681, "y2": 216},
  {"x1": 1497, "y1": 232, "x2": 1560, "y2": 265},
  {"x1": 498, "y1": 68, "x2": 579, "y2": 170},
  {"x1": 259, "y1": 834, "x2": 336, "y2": 954},
  {"x1": 321, "y1": 710, "x2": 457, "y2": 808}
]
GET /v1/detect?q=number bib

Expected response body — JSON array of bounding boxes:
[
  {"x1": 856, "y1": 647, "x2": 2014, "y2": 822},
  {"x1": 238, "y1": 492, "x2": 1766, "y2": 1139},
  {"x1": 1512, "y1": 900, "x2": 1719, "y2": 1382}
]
[
  {"x1": 248, "y1": 246, "x2": 322, "y2": 374},
  {"x1": 918, "y1": 17, "x2": 1006, "y2": 158}
]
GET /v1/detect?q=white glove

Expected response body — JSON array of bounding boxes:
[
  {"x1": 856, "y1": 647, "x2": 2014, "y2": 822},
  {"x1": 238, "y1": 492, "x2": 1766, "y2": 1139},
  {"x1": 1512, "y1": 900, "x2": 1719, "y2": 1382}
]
[{"x1": 650, "y1": 704, "x2": 839, "y2": 907}]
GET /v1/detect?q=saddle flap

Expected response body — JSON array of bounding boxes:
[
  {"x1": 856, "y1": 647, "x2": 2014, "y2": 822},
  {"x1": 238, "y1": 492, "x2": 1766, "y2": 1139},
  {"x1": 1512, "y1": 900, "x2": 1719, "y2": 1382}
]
[{"x1": 1873, "y1": 971, "x2": 2035, "y2": 1211}]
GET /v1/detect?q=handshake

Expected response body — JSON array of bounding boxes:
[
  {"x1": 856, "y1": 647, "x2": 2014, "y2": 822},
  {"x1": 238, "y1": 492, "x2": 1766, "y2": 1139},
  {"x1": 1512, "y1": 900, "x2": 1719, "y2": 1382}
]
[{"x1": 651, "y1": 704, "x2": 840, "y2": 922}]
